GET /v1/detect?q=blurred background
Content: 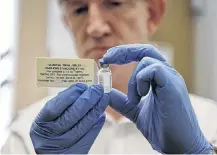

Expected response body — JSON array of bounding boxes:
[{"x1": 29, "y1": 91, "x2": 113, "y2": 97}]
[{"x1": 0, "y1": 0, "x2": 217, "y2": 150}]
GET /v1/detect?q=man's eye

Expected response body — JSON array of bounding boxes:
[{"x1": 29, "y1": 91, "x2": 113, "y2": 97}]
[
  {"x1": 74, "y1": 6, "x2": 88, "y2": 15},
  {"x1": 106, "y1": 1, "x2": 123, "y2": 8},
  {"x1": 110, "y1": 1, "x2": 122, "y2": 6}
]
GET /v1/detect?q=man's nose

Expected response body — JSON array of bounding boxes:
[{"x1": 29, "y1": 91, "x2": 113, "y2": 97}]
[{"x1": 86, "y1": 5, "x2": 111, "y2": 39}]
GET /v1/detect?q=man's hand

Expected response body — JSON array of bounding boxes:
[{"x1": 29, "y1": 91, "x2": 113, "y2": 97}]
[
  {"x1": 100, "y1": 44, "x2": 214, "y2": 154},
  {"x1": 30, "y1": 84, "x2": 109, "y2": 154}
]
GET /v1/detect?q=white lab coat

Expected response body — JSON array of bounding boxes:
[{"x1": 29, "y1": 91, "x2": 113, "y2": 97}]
[{"x1": 1, "y1": 94, "x2": 217, "y2": 154}]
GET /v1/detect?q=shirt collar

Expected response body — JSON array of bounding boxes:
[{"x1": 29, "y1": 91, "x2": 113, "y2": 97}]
[{"x1": 105, "y1": 111, "x2": 132, "y2": 124}]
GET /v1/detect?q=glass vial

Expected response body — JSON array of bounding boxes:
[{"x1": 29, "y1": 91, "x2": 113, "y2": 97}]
[{"x1": 98, "y1": 64, "x2": 112, "y2": 93}]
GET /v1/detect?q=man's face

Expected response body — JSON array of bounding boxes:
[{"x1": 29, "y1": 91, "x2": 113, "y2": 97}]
[{"x1": 61, "y1": 0, "x2": 151, "y2": 61}]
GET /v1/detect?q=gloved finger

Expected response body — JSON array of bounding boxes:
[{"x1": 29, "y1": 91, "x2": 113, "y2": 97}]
[
  {"x1": 31, "y1": 115, "x2": 106, "y2": 154},
  {"x1": 108, "y1": 89, "x2": 138, "y2": 122},
  {"x1": 99, "y1": 44, "x2": 167, "y2": 65},
  {"x1": 47, "y1": 84, "x2": 105, "y2": 134},
  {"x1": 128, "y1": 57, "x2": 163, "y2": 104},
  {"x1": 58, "y1": 94, "x2": 109, "y2": 145},
  {"x1": 63, "y1": 115, "x2": 106, "y2": 154},
  {"x1": 136, "y1": 63, "x2": 167, "y2": 96},
  {"x1": 37, "y1": 83, "x2": 88, "y2": 122}
]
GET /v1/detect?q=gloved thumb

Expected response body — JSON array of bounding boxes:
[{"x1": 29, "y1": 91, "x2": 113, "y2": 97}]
[{"x1": 108, "y1": 89, "x2": 137, "y2": 122}]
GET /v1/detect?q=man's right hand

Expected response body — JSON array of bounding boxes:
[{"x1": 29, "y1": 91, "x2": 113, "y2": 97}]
[{"x1": 30, "y1": 83, "x2": 109, "y2": 154}]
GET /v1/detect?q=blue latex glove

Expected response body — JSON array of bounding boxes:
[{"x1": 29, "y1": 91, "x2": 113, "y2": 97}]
[
  {"x1": 30, "y1": 83, "x2": 109, "y2": 154},
  {"x1": 99, "y1": 44, "x2": 214, "y2": 154}
]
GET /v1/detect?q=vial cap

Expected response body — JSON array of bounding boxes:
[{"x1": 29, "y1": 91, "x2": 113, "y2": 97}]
[{"x1": 99, "y1": 63, "x2": 109, "y2": 68}]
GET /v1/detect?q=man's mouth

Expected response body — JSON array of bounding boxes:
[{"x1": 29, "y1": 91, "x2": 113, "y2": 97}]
[
  {"x1": 88, "y1": 47, "x2": 110, "y2": 54},
  {"x1": 85, "y1": 47, "x2": 112, "y2": 59}
]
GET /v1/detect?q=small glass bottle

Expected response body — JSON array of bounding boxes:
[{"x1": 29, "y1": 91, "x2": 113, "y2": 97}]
[{"x1": 98, "y1": 64, "x2": 112, "y2": 93}]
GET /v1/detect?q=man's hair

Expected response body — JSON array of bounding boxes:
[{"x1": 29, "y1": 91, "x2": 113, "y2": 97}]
[{"x1": 58, "y1": 0, "x2": 63, "y2": 5}]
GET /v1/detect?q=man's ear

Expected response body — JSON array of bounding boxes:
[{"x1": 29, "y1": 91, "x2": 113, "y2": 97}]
[{"x1": 147, "y1": 0, "x2": 166, "y2": 36}]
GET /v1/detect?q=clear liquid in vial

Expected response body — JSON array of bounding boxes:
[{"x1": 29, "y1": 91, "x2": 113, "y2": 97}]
[{"x1": 98, "y1": 64, "x2": 112, "y2": 93}]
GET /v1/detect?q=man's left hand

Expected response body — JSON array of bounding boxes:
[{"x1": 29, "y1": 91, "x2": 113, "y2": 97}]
[{"x1": 99, "y1": 44, "x2": 214, "y2": 154}]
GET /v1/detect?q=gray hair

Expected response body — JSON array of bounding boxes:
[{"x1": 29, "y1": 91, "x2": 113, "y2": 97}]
[
  {"x1": 57, "y1": 0, "x2": 65, "y2": 14},
  {"x1": 57, "y1": 0, "x2": 63, "y2": 5}
]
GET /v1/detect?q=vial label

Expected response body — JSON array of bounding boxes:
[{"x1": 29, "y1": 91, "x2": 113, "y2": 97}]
[{"x1": 36, "y1": 58, "x2": 98, "y2": 87}]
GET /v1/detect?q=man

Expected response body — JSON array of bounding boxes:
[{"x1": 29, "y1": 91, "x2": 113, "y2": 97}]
[{"x1": 2, "y1": 0, "x2": 217, "y2": 154}]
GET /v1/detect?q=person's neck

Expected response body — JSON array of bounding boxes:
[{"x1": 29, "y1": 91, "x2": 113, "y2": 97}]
[{"x1": 106, "y1": 62, "x2": 137, "y2": 121}]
